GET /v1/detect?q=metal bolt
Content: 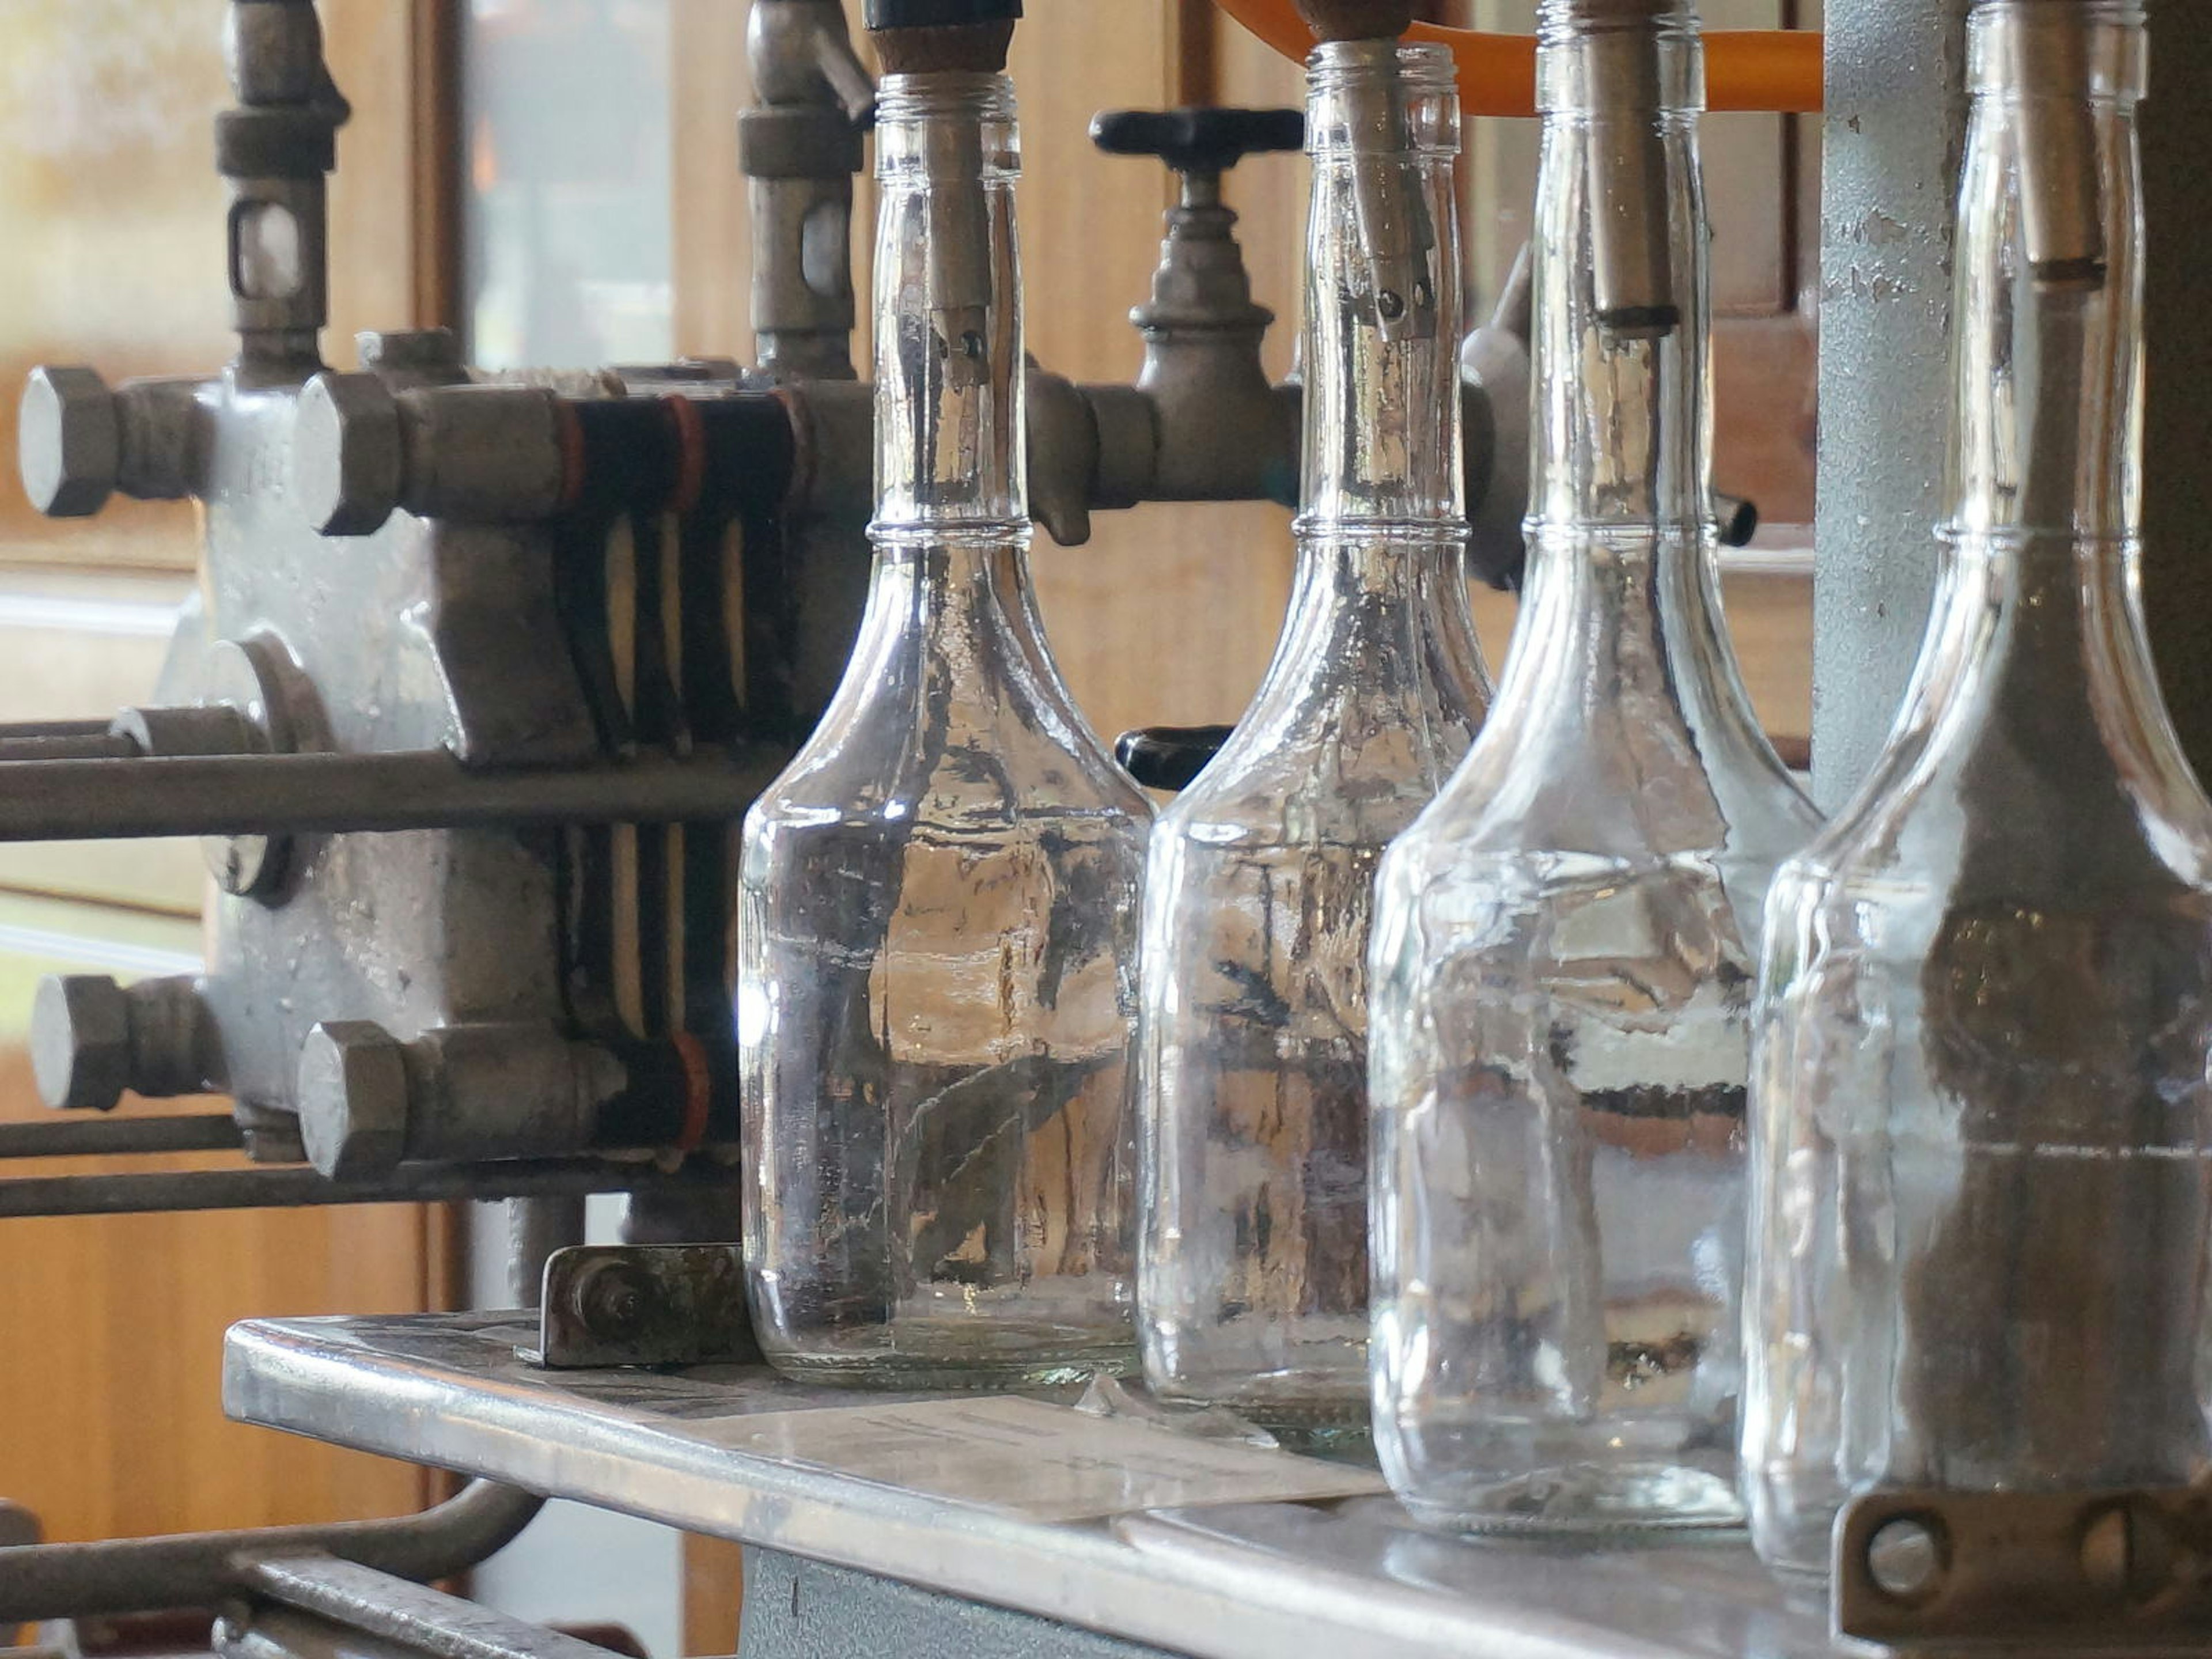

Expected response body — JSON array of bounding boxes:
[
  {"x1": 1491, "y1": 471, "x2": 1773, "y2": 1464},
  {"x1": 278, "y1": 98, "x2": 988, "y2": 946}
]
[
  {"x1": 31, "y1": 976, "x2": 132, "y2": 1113},
  {"x1": 19, "y1": 366, "x2": 119, "y2": 518},
  {"x1": 292, "y1": 370, "x2": 402, "y2": 537},
  {"x1": 569, "y1": 1259, "x2": 654, "y2": 1344},
  {"x1": 294, "y1": 1021, "x2": 410, "y2": 1179}
]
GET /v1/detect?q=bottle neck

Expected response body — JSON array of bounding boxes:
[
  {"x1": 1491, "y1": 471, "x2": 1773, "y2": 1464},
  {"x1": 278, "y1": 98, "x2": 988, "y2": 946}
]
[
  {"x1": 1527, "y1": 2, "x2": 1710, "y2": 537},
  {"x1": 1950, "y1": 3, "x2": 2145, "y2": 546},
  {"x1": 1298, "y1": 41, "x2": 1466, "y2": 531},
  {"x1": 1895, "y1": 4, "x2": 2186, "y2": 805},
  {"x1": 870, "y1": 72, "x2": 1027, "y2": 546}
]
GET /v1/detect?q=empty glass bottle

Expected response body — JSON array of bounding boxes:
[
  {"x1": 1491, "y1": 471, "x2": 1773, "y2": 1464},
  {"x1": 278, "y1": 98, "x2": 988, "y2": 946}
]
[
  {"x1": 1744, "y1": 0, "x2": 2212, "y2": 1580},
  {"x1": 738, "y1": 71, "x2": 1152, "y2": 1387},
  {"x1": 1366, "y1": 0, "x2": 1819, "y2": 1532},
  {"x1": 1137, "y1": 41, "x2": 1488, "y2": 1438}
]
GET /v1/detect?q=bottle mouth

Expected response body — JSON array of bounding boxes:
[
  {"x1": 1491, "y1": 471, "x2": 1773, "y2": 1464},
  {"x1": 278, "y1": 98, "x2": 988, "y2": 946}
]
[
  {"x1": 1967, "y1": 3, "x2": 2146, "y2": 105},
  {"x1": 1303, "y1": 41, "x2": 1460, "y2": 167},
  {"x1": 1534, "y1": 5, "x2": 1705, "y2": 118},
  {"x1": 1303, "y1": 39, "x2": 1458, "y2": 101},
  {"x1": 1535, "y1": 0, "x2": 1700, "y2": 47},
  {"x1": 875, "y1": 70, "x2": 1016, "y2": 125}
]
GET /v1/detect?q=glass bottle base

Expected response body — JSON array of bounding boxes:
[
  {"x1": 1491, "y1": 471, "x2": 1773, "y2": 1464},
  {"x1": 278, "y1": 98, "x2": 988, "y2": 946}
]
[
  {"x1": 1152, "y1": 1379, "x2": 1372, "y2": 1452},
  {"x1": 763, "y1": 1324, "x2": 1138, "y2": 1392},
  {"x1": 1395, "y1": 1461, "x2": 1746, "y2": 1537}
]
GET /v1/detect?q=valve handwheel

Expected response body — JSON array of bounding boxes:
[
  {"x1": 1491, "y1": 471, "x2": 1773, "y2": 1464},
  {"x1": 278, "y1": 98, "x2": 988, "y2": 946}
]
[
  {"x1": 1210, "y1": 0, "x2": 1823, "y2": 116},
  {"x1": 1090, "y1": 107, "x2": 1306, "y2": 177}
]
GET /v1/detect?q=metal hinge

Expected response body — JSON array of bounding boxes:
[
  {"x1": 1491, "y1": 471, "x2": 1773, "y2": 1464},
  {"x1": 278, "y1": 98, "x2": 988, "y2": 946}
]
[
  {"x1": 522, "y1": 1243, "x2": 762, "y2": 1369},
  {"x1": 1837, "y1": 1485, "x2": 2212, "y2": 1647}
]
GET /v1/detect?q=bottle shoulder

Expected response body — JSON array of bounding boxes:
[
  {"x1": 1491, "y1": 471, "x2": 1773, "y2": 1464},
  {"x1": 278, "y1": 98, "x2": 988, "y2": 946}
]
[
  {"x1": 1779, "y1": 733, "x2": 2212, "y2": 912},
  {"x1": 752, "y1": 678, "x2": 1150, "y2": 831}
]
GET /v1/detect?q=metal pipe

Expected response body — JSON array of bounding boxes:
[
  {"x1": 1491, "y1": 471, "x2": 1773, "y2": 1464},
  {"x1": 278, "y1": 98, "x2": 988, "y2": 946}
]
[
  {"x1": 0, "y1": 1156, "x2": 731, "y2": 1219},
  {"x1": 0, "y1": 1482, "x2": 543, "y2": 1623},
  {"x1": 1212, "y1": 0, "x2": 1824, "y2": 115},
  {"x1": 0, "y1": 1114, "x2": 243, "y2": 1161},
  {"x1": 507, "y1": 1195, "x2": 589, "y2": 1309},
  {"x1": 0, "y1": 747, "x2": 786, "y2": 842}
]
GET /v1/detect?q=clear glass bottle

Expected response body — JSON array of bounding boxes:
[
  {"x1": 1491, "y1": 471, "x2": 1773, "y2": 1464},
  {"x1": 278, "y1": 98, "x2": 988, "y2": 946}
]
[
  {"x1": 1136, "y1": 41, "x2": 1488, "y2": 1439},
  {"x1": 1744, "y1": 0, "x2": 2212, "y2": 1579},
  {"x1": 1366, "y1": 0, "x2": 1820, "y2": 1532},
  {"x1": 737, "y1": 71, "x2": 1152, "y2": 1387}
]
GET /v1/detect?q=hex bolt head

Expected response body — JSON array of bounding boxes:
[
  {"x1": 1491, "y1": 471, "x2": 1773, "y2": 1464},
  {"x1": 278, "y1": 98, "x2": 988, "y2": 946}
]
[
  {"x1": 296, "y1": 1020, "x2": 411, "y2": 1180},
  {"x1": 30, "y1": 975, "x2": 132, "y2": 1113},
  {"x1": 357, "y1": 328, "x2": 461, "y2": 374},
  {"x1": 292, "y1": 370, "x2": 403, "y2": 537},
  {"x1": 20, "y1": 366, "x2": 119, "y2": 519}
]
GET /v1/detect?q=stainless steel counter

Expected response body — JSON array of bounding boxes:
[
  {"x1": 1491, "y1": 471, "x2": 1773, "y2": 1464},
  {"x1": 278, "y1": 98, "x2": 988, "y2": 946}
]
[{"x1": 223, "y1": 1312, "x2": 1846, "y2": 1659}]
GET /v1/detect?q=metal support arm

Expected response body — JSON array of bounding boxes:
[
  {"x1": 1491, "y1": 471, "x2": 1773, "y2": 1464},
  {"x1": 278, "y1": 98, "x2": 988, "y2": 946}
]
[
  {"x1": 0, "y1": 747, "x2": 786, "y2": 842},
  {"x1": 0, "y1": 1482, "x2": 544, "y2": 1626}
]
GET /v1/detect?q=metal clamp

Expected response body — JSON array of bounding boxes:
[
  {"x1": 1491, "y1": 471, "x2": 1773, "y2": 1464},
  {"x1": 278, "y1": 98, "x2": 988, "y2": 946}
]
[
  {"x1": 1836, "y1": 1485, "x2": 2212, "y2": 1647},
  {"x1": 527, "y1": 1243, "x2": 762, "y2": 1369}
]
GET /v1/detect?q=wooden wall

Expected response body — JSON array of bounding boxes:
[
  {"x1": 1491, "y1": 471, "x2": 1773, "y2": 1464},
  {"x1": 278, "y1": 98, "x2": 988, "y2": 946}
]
[{"x1": 0, "y1": 1, "x2": 449, "y2": 1546}]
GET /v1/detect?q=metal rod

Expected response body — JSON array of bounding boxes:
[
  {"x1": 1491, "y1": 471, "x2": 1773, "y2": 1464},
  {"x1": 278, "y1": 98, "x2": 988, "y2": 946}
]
[
  {"x1": 0, "y1": 747, "x2": 786, "y2": 842},
  {"x1": 242, "y1": 1556, "x2": 618, "y2": 1659},
  {"x1": 0, "y1": 1113, "x2": 244, "y2": 1161},
  {"x1": 0, "y1": 734, "x2": 141, "y2": 762},
  {"x1": 0, "y1": 1156, "x2": 732, "y2": 1219},
  {"x1": 0, "y1": 1481, "x2": 543, "y2": 1623},
  {"x1": 0, "y1": 719, "x2": 115, "y2": 740}
]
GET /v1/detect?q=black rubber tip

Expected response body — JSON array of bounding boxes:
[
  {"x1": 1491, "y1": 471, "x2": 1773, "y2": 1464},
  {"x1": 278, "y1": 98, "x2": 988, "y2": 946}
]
[
  {"x1": 864, "y1": 0, "x2": 1021, "y2": 29},
  {"x1": 1115, "y1": 725, "x2": 1236, "y2": 793}
]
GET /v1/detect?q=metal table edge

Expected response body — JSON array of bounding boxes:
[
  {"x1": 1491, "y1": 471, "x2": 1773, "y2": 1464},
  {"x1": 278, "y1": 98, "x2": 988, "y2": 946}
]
[{"x1": 221, "y1": 1318, "x2": 1427, "y2": 1659}]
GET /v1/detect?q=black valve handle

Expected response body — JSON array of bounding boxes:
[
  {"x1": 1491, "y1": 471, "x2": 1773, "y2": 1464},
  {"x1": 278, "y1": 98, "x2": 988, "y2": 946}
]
[
  {"x1": 864, "y1": 0, "x2": 1020, "y2": 28},
  {"x1": 1090, "y1": 108, "x2": 1305, "y2": 178},
  {"x1": 1116, "y1": 725, "x2": 1236, "y2": 793}
]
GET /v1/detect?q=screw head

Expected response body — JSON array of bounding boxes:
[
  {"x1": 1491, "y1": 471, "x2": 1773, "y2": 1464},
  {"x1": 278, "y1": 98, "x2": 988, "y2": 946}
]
[
  {"x1": 292, "y1": 370, "x2": 402, "y2": 537},
  {"x1": 295, "y1": 1021, "x2": 410, "y2": 1180},
  {"x1": 20, "y1": 367, "x2": 119, "y2": 519},
  {"x1": 571, "y1": 1259, "x2": 654, "y2": 1344},
  {"x1": 30, "y1": 975, "x2": 131, "y2": 1113}
]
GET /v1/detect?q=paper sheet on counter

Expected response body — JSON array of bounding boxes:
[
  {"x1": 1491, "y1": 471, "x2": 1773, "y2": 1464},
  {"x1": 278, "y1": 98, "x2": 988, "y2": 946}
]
[{"x1": 690, "y1": 1395, "x2": 1389, "y2": 1522}]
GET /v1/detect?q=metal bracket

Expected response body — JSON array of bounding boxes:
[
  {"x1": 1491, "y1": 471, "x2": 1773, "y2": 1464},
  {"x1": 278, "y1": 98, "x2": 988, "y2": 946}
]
[
  {"x1": 525, "y1": 1244, "x2": 762, "y2": 1369},
  {"x1": 1836, "y1": 1485, "x2": 2212, "y2": 1647}
]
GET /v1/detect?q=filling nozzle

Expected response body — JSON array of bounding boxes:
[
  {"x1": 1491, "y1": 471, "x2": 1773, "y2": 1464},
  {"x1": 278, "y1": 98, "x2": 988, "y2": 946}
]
[
  {"x1": 2003, "y1": 9, "x2": 2108, "y2": 290},
  {"x1": 866, "y1": 0, "x2": 1021, "y2": 386},
  {"x1": 1299, "y1": 1, "x2": 1437, "y2": 343},
  {"x1": 1546, "y1": 0, "x2": 1687, "y2": 339},
  {"x1": 923, "y1": 120, "x2": 994, "y2": 390},
  {"x1": 1338, "y1": 40, "x2": 1441, "y2": 342}
]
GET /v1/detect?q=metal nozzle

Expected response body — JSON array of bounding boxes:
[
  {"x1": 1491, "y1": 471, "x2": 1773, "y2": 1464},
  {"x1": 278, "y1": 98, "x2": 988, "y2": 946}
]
[
  {"x1": 1584, "y1": 25, "x2": 1679, "y2": 338},
  {"x1": 1336, "y1": 40, "x2": 1439, "y2": 343},
  {"x1": 2009, "y1": 15, "x2": 2108, "y2": 290},
  {"x1": 922, "y1": 119, "x2": 995, "y2": 388}
]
